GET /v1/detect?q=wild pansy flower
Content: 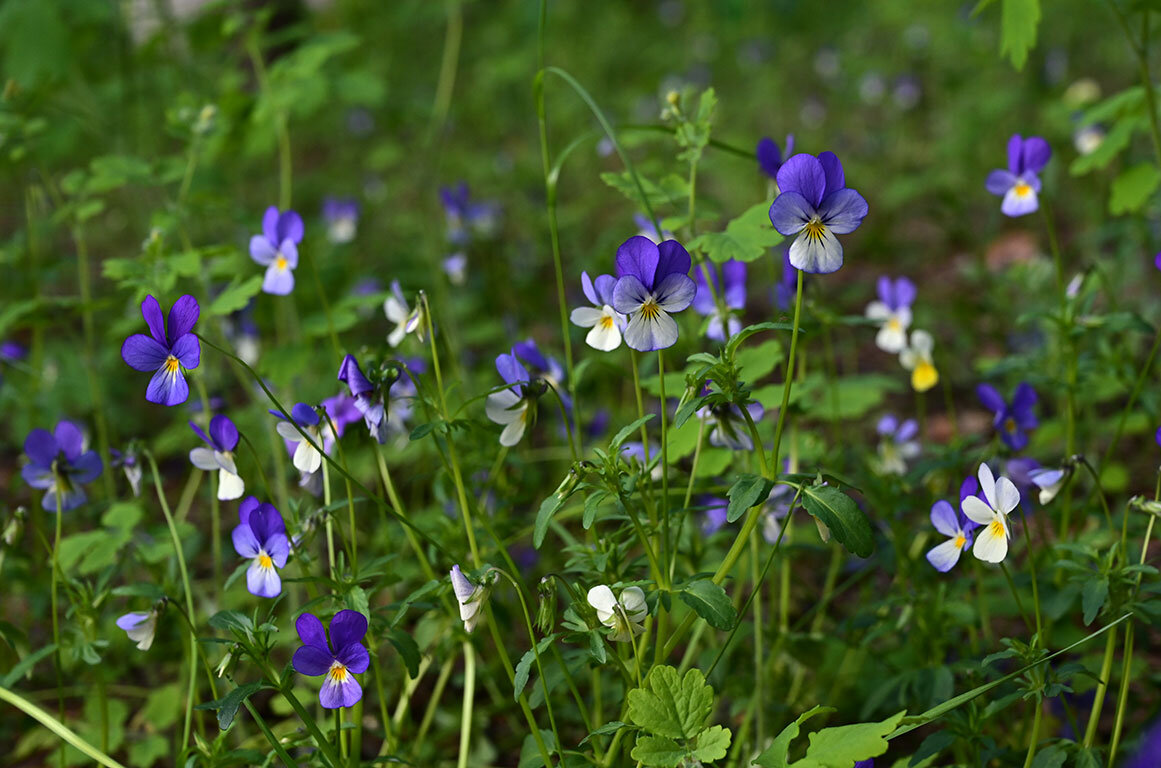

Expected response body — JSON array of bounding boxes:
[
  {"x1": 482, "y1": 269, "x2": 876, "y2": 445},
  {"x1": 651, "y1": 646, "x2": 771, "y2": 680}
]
[
  {"x1": 189, "y1": 415, "x2": 245, "y2": 500},
  {"x1": 587, "y1": 584, "x2": 648, "y2": 642},
  {"x1": 292, "y1": 610, "x2": 370, "y2": 709},
  {"x1": 450, "y1": 565, "x2": 493, "y2": 633},
  {"x1": 440, "y1": 182, "x2": 498, "y2": 243},
  {"x1": 875, "y1": 414, "x2": 920, "y2": 475},
  {"x1": 116, "y1": 603, "x2": 163, "y2": 651},
  {"x1": 611, "y1": 236, "x2": 696, "y2": 351},
  {"x1": 22, "y1": 421, "x2": 103, "y2": 512},
  {"x1": 961, "y1": 463, "x2": 1020, "y2": 563},
  {"x1": 691, "y1": 260, "x2": 746, "y2": 342},
  {"x1": 977, "y1": 382, "x2": 1037, "y2": 451},
  {"x1": 485, "y1": 350, "x2": 540, "y2": 447},
  {"x1": 768, "y1": 151, "x2": 868, "y2": 273},
  {"x1": 633, "y1": 213, "x2": 672, "y2": 244},
  {"x1": 925, "y1": 499, "x2": 977, "y2": 572},
  {"x1": 121, "y1": 294, "x2": 201, "y2": 406},
  {"x1": 110, "y1": 447, "x2": 142, "y2": 497},
  {"x1": 514, "y1": 339, "x2": 570, "y2": 412},
  {"x1": 899, "y1": 330, "x2": 939, "y2": 392},
  {"x1": 701, "y1": 496, "x2": 730, "y2": 535},
  {"x1": 322, "y1": 197, "x2": 358, "y2": 244},
  {"x1": 231, "y1": 497, "x2": 289, "y2": 598},
  {"x1": 756, "y1": 134, "x2": 794, "y2": 179},
  {"x1": 865, "y1": 276, "x2": 916, "y2": 353},
  {"x1": 570, "y1": 271, "x2": 627, "y2": 352},
  {"x1": 443, "y1": 253, "x2": 468, "y2": 284},
  {"x1": 985, "y1": 134, "x2": 1051, "y2": 217},
  {"x1": 384, "y1": 280, "x2": 426, "y2": 347},
  {"x1": 272, "y1": 403, "x2": 325, "y2": 474},
  {"x1": 249, "y1": 206, "x2": 304, "y2": 295},
  {"x1": 337, "y1": 354, "x2": 400, "y2": 444},
  {"x1": 1029, "y1": 464, "x2": 1072, "y2": 505}
]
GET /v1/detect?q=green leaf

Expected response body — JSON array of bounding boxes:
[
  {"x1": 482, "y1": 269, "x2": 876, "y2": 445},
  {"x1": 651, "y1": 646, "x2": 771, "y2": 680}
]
[
  {"x1": 194, "y1": 681, "x2": 265, "y2": 730},
  {"x1": 208, "y1": 610, "x2": 254, "y2": 637},
  {"x1": 726, "y1": 474, "x2": 775, "y2": 523},
  {"x1": 533, "y1": 493, "x2": 567, "y2": 549},
  {"x1": 999, "y1": 0, "x2": 1040, "y2": 71},
  {"x1": 631, "y1": 735, "x2": 686, "y2": 767},
  {"x1": 208, "y1": 276, "x2": 264, "y2": 316},
  {"x1": 600, "y1": 171, "x2": 689, "y2": 209},
  {"x1": 800, "y1": 484, "x2": 874, "y2": 558},
  {"x1": 908, "y1": 730, "x2": 955, "y2": 766},
  {"x1": 690, "y1": 199, "x2": 783, "y2": 264},
  {"x1": 692, "y1": 725, "x2": 732, "y2": 762},
  {"x1": 627, "y1": 665, "x2": 714, "y2": 739},
  {"x1": 1109, "y1": 162, "x2": 1161, "y2": 214},
  {"x1": 580, "y1": 721, "x2": 627, "y2": 746},
  {"x1": 1, "y1": 643, "x2": 58, "y2": 687},
  {"x1": 795, "y1": 710, "x2": 906, "y2": 767},
  {"x1": 583, "y1": 490, "x2": 609, "y2": 529},
  {"x1": 611, "y1": 414, "x2": 656, "y2": 450},
  {"x1": 1070, "y1": 116, "x2": 1140, "y2": 176},
  {"x1": 754, "y1": 705, "x2": 836, "y2": 768},
  {"x1": 679, "y1": 580, "x2": 736, "y2": 631},
  {"x1": 724, "y1": 321, "x2": 797, "y2": 360},
  {"x1": 387, "y1": 628, "x2": 421, "y2": 678},
  {"x1": 1081, "y1": 577, "x2": 1108, "y2": 625},
  {"x1": 735, "y1": 339, "x2": 784, "y2": 382},
  {"x1": 513, "y1": 634, "x2": 558, "y2": 701},
  {"x1": 1029, "y1": 742, "x2": 1068, "y2": 768}
]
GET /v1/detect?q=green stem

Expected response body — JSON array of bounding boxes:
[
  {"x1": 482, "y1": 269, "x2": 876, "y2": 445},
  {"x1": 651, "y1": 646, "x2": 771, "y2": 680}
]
[
  {"x1": 1082, "y1": 626, "x2": 1118, "y2": 749},
  {"x1": 999, "y1": 561, "x2": 1033, "y2": 634},
  {"x1": 51, "y1": 488, "x2": 64, "y2": 768},
  {"x1": 257, "y1": 659, "x2": 342, "y2": 768},
  {"x1": 657, "y1": 351, "x2": 671, "y2": 588},
  {"x1": 73, "y1": 226, "x2": 115, "y2": 500},
  {"x1": 243, "y1": 699, "x2": 299, "y2": 767},
  {"x1": 0, "y1": 685, "x2": 127, "y2": 768},
  {"x1": 144, "y1": 452, "x2": 197, "y2": 751},
  {"x1": 1018, "y1": 512, "x2": 1043, "y2": 646},
  {"x1": 1022, "y1": 699, "x2": 1042, "y2": 768},
  {"x1": 427, "y1": 0, "x2": 463, "y2": 145},
  {"x1": 457, "y1": 641, "x2": 476, "y2": 768}
]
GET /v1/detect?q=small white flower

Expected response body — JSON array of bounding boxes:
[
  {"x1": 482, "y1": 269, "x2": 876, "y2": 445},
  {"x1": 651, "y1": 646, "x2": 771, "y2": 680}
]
[
  {"x1": 866, "y1": 301, "x2": 911, "y2": 353},
  {"x1": 587, "y1": 584, "x2": 647, "y2": 642},
  {"x1": 899, "y1": 330, "x2": 939, "y2": 392},
  {"x1": 570, "y1": 272, "x2": 626, "y2": 352},
  {"x1": 961, "y1": 463, "x2": 1020, "y2": 563}
]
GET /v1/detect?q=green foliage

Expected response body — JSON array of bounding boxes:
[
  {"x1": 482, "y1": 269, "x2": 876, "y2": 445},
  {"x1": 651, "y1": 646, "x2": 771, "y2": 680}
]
[
  {"x1": 690, "y1": 200, "x2": 784, "y2": 264},
  {"x1": 628, "y1": 666, "x2": 732, "y2": 766},
  {"x1": 800, "y1": 484, "x2": 875, "y2": 558}
]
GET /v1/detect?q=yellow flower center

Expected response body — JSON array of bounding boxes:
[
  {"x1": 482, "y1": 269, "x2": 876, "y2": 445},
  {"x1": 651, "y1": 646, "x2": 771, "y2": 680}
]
[
  {"x1": 258, "y1": 552, "x2": 273, "y2": 569},
  {"x1": 327, "y1": 660, "x2": 350, "y2": 682},
  {"x1": 164, "y1": 355, "x2": 181, "y2": 374},
  {"x1": 639, "y1": 298, "x2": 662, "y2": 321},
  {"x1": 1014, "y1": 182, "x2": 1032, "y2": 197},
  {"x1": 954, "y1": 533, "x2": 966, "y2": 550},
  {"x1": 803, "y1": 217, "x2": 827, "y2": 242},
  {"x1": 276, "y1": 255, "x2": 288, "y2": 270},
  {"x1": 1004, "y1": 417, "x2": 1017, "y2": 433},
  {"x1": 887, "y1": 317, "x2": 902, "y2": 332},
  {"x1": 600, "y1": 315, "x2": 615, "y2": 330},
  {"x1": 912, "y1": 361, "x2": 939, "y2": 392},
  {"x1": 988, "y1": 518, "x2": 1005, "y2": 539}
]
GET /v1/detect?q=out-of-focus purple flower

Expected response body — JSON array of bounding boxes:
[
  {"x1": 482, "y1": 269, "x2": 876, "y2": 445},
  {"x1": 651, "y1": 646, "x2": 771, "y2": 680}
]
[
  {"x1": 231, "y1": 497, "x2": 289, "y2": 598},
  {"x1": 875, "y1": 414, "x2": 920, "y2": 474},
  {"x1": 440, "y1": 182, "x2": 498, "y2": 244},
  {"x1": 588, "y1": 408, "x2": 611, "y2": 440},
  {"x1": 189, "y1": 415, "x2": 245, "y2": 500},
  {"x1": 1124, "y1": 715, "x2": 1161, "y2": 768},
  {"x1": 774, "y1": 250, "x2": 798, "y2": 311},
  {"x1": 768, "y1": 152, "x2": 868, "y2": 274},
  {"x1": 701, "y1": 496, "x2": 730, "y2": 535},
  {"x1": 110, "y1": 447, "x2": 143, "y2": 497},
  {"x1": 1005, "y1": 457, "x2": 1041, "y2": 506},
  {"x1": 514, "y1": 339, "x2": 569, "y2": 411},
  {"x1": 292, "y1": 610, "x2": 369, "y2": 709},
  {"x1": 571, "y1": 271, "x2": 627, "y2": 352},
  {"x1": 977, "y1": 382, "x2": 1038, "y2": 451},
  {"x1": 22, "y1": 421, "x2": 103, "y2": 512},
  {"x1": 611, "y1": 236, "x2": 696, "y2": 351},
  {"x1": 985, "y1": 135, "x2": 1051, "y2": 217},
  {"x1": 865, "y1": 276, "x2": 916, "y2": 353},
  {"x1": 443, "y1": 253, "x2": 468, "y2": 285},
  {"x1": 757, "y1": 134, "x2": 794, "y2": 179},
  {"x1": 224, "y1": 301, "x2": 260, "y2": 366},
  {"x1": 0, "y1": 340, "x2": 26, "y2": 386},
  {"x1": 633, "y1": 213, "x2": 673, "y2": 244},
  {"x1": 485, "y1": 350, "x2": 536, "y2": 446},
  {"x1": 322, "y1": 198, "x2": 359, "y2": 244},
  {"x1": 1029, "y1": 465, "x2": 1070, "y2": 505},
  {"x1": 691, "y1": 260, "x2": 747, "y2": 342},
  {"x1": 249, "y1": 206, "x2": 304, "y2": 295},
  {"x1": 925, "y1": 499, "x2": 977, "y2": 572},
  {"x1": 121, "y1": 295, "x2": 201, "y2": 406}
]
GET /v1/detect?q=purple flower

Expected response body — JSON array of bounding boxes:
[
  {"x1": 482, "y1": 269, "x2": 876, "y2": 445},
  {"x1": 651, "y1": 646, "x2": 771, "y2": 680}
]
[
  {"x1": 875, "y1": 414, "x2": 920, "y2": 474},
  {"x1": 925, "y1": 499, "x2": 977, "y2": 572},
  {"x1": 768, "y1": 152, "x2": 868, "y2": 274},
  {"x1": 485, "y1": 350, "x2": 534, "y2": 446},
  {"x1": 774, "y1": 250, "x2": 798, "y2": 311},
  {"x1": 865, "y1": 276, "x2": 916, "y2": 353},
  {"x1": 1029, "y1": 465, "x2": 1069, "y2": 505},
  {"x1": 120, "y1": 295, "x2": 201, "y2": 406},
  {"x1": 22, "y1": 421, "x2": 103, "y2": 512},
  {"x1": 249, "y1": 206, "x2": 304, "y2": 295},
  {"x1": 570, "y1": 271, "x2": 626, "y2": 352},
  {"x1": 322, "y1": 197, "x2": 358, "y2": 244},
  {"x1": 977, "y1": 382, "x2": 1038, "y2": 451},
  {"x1": 231, "y1": 497, "x2": 289, "y2": 598},
  {"x1": 116, "y1": 609, "x2": 159, "y2": 651},
  {"x1": 440, "y1": 182, "x2": 498, "y2": 243},
  {"x1": 701, "y1": 496, "x2": 730, "y2": 535},
  {"x1": 691, "y1": 260, "x2": 747, "y2": 342},
  {"x1": 189, "y1": 415, "x2": 245, "y2": 500},
  {"x1": 0, "y1": 340, "x2": 26, "y2": 387},
  {"x1": 611, "y1": 236, "x2": 696, "y2": 351},
  {"x1": 985, "y1": 134, "x2": 1051, "y2": 217},
  {"x1": 756, "y1": 134, "x2": 794, "y2": 179},
  {"x1": 1124, "y1": 715, "x2": 1161, "y2": 768},
  {"x1": 292, "y1": 610, "x2": 370, "y2": 709},
  {"x1": 443, "y1": 253, "x2": 468, "y2": 285},
  {"x1": 338, "y1": 354, "x2": 398, "y2": 444}
]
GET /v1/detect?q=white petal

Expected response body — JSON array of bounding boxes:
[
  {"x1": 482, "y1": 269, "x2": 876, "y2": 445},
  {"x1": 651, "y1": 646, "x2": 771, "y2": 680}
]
[
  {"x1": 276, "y1": 421, "x2": 303, "y2": 442},
  {"x1": 384, "y1": 295, "x2": 409, "y2": 324},
  {"x1": 898, "y1": 348, "x2": 917, "y2": 370},
  {"x1": 587, "y1": 584, "x2": 617, "y2": 621},
  {"x1": 214, "y1": 450, "x2": 238, "y2": 475},
  {"x1": 977, "y1": 463, "x2": 997, "y2": 509},
  {"x1": 570, "y1": 307, "x2": 603, "y2": 328},
  {"x1": 865, "y1": 301, "x2": 891, "y2": 320},
  {"x1": 189, "y1": 447, "x2": 219, "y2": 471},
  {"x1": 961, "y1": 495, "x2": 995, "y2": 526},
  {"x1": 623, "y1": 310, "x2": 679, "y2": 351},
  {"x1": 972, "y1": 523, "x2": 1009, "y2": 563},
  {"x1": 788, "y1": 225, "x2": 843, "y2": 274},
  {"x1": 217, "y1": 469, "x2": 245, "y2": 501},
  {"x1": 499, "y1": 417, "x2": 527, "y2": 447},
  {"x1": 910, "y1": 329, "x2": 934, "y2": 357},
  {"x1": 926, "y1": 538, "x2": 964, "y2": 572},
  {"x1": 875, "y1": 324, "x2": 907, "y2": 353},
  {"x1": 619, "y1": 586, "x2": 647, "y2": 623},
  {"x1": 994, "y1": 477, "x2": 1021, "y2": 515},
  {"x1": 485, "y1": 390, "x2": 523, "y2": 425},
  {"x1": 387, "y1": 322, "x2": 407, "y2": 348},
  {"x1": 586, "y1": 322, "x2": 622, "y2": 351},
  {"x1": 293, "y1": 441, "x2": 322, "y2": 474}
]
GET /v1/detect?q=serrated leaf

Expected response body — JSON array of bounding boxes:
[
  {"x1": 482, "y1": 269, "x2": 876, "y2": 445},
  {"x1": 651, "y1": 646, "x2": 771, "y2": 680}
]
[
  {"x1": 693, "y1": 725, "x2": 732, "y2": 762},
  {"x1": 631, "y1": 735, "x2": 686, "y2": 767},
  {"x1": 1109, "y1": 162, "x2": 1161, "y2": 214},
  {"x1": 583, "y1": 490, "x2": 609, "y2": 529},
  {"x1": 600, "y1": 171, "x2": 689, "y2": 209},
  {"x1": 690, "y1": 199, "x2": 783, "y2": 264},
  {"x1": 796, "y1": 710, "x2": 906, "y2": 767},
  {"x1": 727, "y1": 474, "x2": 775, "y2": 523},
  {"x1": 627, "y1": 666, "x2": 714, "y2": 739},
  {"x1": 754, "y1": 705, "x2": 836, "y2": 768},
  {"x1": 800, "y1": 484, "x2": 874, "y2": 558},
  {"x1": 209, "y1": 275, "x2": 264, "y2": 316},
  {"x1": 999, "y1": 0, "x2": 1040, "y2": 71},
  {"x1": 1029, "y1": 742, "x2": 1068, "y2": 768},
  {"x1": 679, "y1": 580, "x2": 736, "y2": 631}
]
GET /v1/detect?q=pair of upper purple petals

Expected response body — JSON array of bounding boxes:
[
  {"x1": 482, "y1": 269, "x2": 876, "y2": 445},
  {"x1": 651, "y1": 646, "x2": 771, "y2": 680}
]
[
  {"x1": 876, "y1": 276, "x2": 916, "y2": 312},
  {"x1": 977, "y1": 382, "x2": 1038, "y2": 451},
  {"x1": 191, "y1": 414, "x2": 239, "y2": 452},
  {"x1": 120, "y1": 295, "x2": 201, "y2": 406},
  {"x1": 768, "y1": 152, "x2": 868, "y2": 274},
  {"x1": 611, "y1": 236, "x2": 696, "y2": 351},
  {"x1": 757, "y1": 134, "x2": 794, "y2": 179},
  {"x1": 292, "y1": 610, "x2": 370, "y2": 708},
  {"x1": 250, "y1": 207, "x2": 304, "y2": 295},
  {"x1": 985, "y1": 134, "x2": 1051, "y2": 217}
]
